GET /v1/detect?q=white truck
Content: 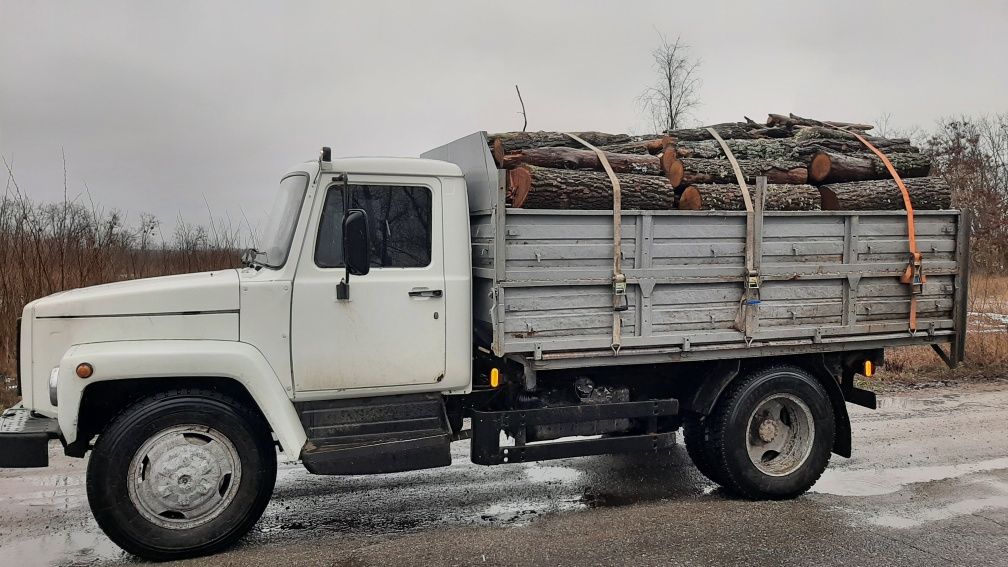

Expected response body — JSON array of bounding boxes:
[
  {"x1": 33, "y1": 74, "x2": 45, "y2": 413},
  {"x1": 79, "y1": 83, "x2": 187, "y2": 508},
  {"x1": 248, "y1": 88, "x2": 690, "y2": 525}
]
[{"x1": 0, "y1": 133, "x2": 968, "y2": 560}]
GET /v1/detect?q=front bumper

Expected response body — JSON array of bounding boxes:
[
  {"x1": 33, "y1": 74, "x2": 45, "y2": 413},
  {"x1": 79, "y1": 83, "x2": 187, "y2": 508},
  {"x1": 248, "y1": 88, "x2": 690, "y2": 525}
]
[{"x1": 0, "y1": 407, "x2": 59, "y2": 467}]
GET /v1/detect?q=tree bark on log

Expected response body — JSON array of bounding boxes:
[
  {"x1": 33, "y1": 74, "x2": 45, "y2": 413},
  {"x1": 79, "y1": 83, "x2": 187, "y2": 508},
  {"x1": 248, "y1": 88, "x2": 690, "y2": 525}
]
[
  {"x1": 808, "y1": 151, "x2": 931, "y2": 183},
  {"x1": 678, "y1": 183, "x2": 821, "y2": 211},
  {"x1": 675, "y1": 139, "x2": 800, "y2": 161},
  {"x1": 500, "y1": 146, "x2": 684, "y2": 186},
  {"x1": 673, "y1": 137, "x2": 917, "y2": 161},
  {"x1": 507, "y1": 165, "x2": 676, "y2": 210},
  {"x1": 666, "y1": 122, "x2": 762, "y2": 141},
  {"x1": 793, "y1": 126, "x2": 915, "y2": 149},
  {"x1": 680, "y1": 157, "x2": 809, "y2": 185},
  {"x1": 597, "y1": 138, "x2": 667, "y2": 155},
  {"x1": 792, "y1": 138, "x2": 917, "y2": 157},
  {"x1": 766, "y1": 113, "x2": 873, "y2": 130},
  {"x1": 818, "y1": 177, "x2": 951, "y2": 210},
  {"x1": 487, "y1": 131, "x2": 631, "y2": 153}
]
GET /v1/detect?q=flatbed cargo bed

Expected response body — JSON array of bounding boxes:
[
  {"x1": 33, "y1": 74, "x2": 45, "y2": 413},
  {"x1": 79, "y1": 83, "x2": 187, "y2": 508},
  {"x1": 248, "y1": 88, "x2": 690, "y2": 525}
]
[{"x1": 423, "y1": 133, "x2": 969, "y2": 372}]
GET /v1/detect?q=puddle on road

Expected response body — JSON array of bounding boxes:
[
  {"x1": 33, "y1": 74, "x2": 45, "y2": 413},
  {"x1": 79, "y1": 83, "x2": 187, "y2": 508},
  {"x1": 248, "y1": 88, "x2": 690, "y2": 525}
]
[
  {"x1": 811, "y1": 457, "x2": 1008, "y2": 496},
  {"x1": 874, "y1": 397, "x2": 945, "y2": 410},
  {"x1": 1, "y1": 531, "x2": 127, "y2": 566},
  {"x1": 868, "y1": 493, "x2": 1008, "y2": 528},
  {"x1": 522, "y1": 464, "x2": 583, "y2": 484},
  {"x1": 478, "y1": 497, "x2": 585, "y2": 526}
]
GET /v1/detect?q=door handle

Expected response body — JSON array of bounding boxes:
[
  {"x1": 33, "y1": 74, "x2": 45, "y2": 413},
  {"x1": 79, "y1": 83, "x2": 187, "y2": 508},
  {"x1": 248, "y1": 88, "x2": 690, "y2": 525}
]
[{"x1": 408, "y1": 288, "x2": 443, "y2": 298}]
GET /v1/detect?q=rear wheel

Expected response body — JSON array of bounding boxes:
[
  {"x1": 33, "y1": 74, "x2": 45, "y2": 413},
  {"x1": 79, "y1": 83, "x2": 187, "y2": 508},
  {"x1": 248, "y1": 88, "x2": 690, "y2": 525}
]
[
  {"x1": 87, "y1": 390, "x2": 276, "y2": 560},
  {"x1": 707, "y1": 366, "x2": 834, "y2": 499}
]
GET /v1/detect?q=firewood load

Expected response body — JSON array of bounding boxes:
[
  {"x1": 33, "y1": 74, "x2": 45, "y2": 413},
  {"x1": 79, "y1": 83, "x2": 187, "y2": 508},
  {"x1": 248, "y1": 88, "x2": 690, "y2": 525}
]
[{"x1": 488, "y1": 113, "x2": 952, "y2": 211}]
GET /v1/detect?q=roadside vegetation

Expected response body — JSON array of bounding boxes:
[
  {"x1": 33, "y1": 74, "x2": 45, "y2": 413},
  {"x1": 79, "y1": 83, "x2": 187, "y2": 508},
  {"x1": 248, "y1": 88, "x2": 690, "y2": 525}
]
[
  {"x1": 0, "y1": 163, "x2": 240, "y2": 409},
  {"x1": 2, "y1": 114, "x2": 1007, "y2": 408},
  {"x1": 873, "y1": 114, "x2": 1008, "y2": 390}
]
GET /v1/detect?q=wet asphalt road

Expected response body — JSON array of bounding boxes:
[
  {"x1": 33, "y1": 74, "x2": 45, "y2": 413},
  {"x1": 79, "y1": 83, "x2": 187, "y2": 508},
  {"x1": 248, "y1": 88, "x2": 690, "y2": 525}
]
[{"x1": 1, "y1": 383, "x2": 1007, "y2": 567}]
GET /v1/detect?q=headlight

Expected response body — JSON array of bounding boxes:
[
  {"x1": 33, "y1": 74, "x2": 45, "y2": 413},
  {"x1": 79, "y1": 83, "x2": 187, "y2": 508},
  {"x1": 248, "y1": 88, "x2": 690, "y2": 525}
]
[{"x1": 49, "y1": 368, "x2": 59, "y2": 406}]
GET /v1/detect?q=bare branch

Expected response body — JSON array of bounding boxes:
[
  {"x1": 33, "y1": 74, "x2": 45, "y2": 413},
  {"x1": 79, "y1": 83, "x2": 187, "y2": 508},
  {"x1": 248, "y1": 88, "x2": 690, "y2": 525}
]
[{"x1": 515, "y1": 84, "x2": 528, "y2": 133}]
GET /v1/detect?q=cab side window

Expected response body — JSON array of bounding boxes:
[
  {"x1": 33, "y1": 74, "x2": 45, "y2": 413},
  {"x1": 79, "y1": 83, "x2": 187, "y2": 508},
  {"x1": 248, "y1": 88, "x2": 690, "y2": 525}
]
[{"x1": 315, "y1": 184, "x2": 432, "y2": 268}]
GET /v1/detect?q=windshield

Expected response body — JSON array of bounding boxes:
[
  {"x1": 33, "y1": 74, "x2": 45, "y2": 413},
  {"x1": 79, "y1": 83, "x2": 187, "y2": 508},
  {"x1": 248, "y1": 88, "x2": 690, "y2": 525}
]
[{"x1": 257, "y1": 173, "x2": 308, "y2": 268}]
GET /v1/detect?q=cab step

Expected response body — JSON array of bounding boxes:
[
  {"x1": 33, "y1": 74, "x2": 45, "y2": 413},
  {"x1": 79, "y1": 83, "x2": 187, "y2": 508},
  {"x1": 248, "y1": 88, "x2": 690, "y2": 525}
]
[
  {"x1": 470, "y1": 399, "x2": 679, "y2": 465},
  {"x1": 296, "y1": 394, "x2": 451, "y2": 475}
]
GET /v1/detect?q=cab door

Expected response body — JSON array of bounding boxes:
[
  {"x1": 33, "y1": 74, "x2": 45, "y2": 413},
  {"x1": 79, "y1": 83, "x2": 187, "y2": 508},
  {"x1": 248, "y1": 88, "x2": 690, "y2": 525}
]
[{"x1": 290, "y1": 176, "x2": 446, "y2": 393}]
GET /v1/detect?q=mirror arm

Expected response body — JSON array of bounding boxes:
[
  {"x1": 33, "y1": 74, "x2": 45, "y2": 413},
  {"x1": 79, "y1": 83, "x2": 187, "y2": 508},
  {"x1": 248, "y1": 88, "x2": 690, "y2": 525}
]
[{"x1": 336, "y1": 172, "x2": 351, "y2": 301}]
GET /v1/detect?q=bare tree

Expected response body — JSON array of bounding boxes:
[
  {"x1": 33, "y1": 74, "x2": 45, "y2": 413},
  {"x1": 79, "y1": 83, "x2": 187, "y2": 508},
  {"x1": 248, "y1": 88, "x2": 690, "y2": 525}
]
[
  {"x1": 926, "y1": 114, "x2": 1008, "y2": 272},
  {"x1": 637, "y1": 33, "x2": 702, "y2": 133},
  {"x1": 873, "y1": 112, "x2": 924, "y2": 146}
]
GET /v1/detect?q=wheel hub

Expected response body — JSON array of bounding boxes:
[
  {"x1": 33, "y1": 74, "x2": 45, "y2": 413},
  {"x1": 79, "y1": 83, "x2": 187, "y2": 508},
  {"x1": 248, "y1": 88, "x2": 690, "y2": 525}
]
[
  {"x1": 127, "y1": 425, "x2": 242, "y2": 529},
  {"x1": 152, "y1": 445, "x2": 220, "y2": 508},
  {"x1": 757, "y1": 419, "x2": 778, "y2": 443},
  {"x1": 745, "y1": 393, "x2": 815, "y2": 477}
]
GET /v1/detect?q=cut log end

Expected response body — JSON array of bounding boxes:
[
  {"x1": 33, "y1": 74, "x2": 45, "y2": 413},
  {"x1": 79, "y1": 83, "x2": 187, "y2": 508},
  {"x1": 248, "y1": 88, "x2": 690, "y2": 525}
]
[
  {"x1": 678, "y1": 185, "x2": 701, "y2": 210},
  {"x1": 507, "y1": 167, "x2": 532, "y2": 208},
  {"x1": 809, "y1": 152, "x2": 831, "y2": 183},
  {"x1": 492, "y1": 138, "x2": 505, "y2": 167},
  {"x1": 818, "y1": 187, "x2": 840, "y2": 210},
  {"x1": 661, "y1": 152, "x2": 685, "y2": 187}
]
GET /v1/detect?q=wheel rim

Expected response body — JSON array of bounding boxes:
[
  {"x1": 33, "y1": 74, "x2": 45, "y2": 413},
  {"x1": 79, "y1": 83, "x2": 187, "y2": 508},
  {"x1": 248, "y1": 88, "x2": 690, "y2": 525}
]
[
  {"x1": 745, "y1": 393, "x2": 815, "y2": 477},
  {"x1": 127, "y1": 424, "x2": 242, "y2": 530}
]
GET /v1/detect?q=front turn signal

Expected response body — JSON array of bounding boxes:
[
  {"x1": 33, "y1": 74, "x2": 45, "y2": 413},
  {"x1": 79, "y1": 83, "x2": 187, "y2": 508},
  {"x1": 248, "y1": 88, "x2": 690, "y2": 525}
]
[{"x1": 76, "y1": 363, "x2": 94, "y2": 379}]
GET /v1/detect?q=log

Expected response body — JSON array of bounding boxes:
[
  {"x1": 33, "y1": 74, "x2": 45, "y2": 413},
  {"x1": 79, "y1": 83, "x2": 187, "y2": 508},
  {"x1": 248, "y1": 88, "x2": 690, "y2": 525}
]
[
  {"x1": 678, "y1": 183, "x2": 821, "y2": 211},
  {"x1": 766, "y1": 113, "x2": 873, "y2": 131},
  {"x1": 666, "y1": 122, "x2": 763, "y2": 141},
  {"x1": 507, "y1": 165, "x2": 676, "y2": 210},
  {"x1": 675, "y1": 139, "x2": 800, "y2": 161},
  {"x1": 808, "y1": 151, "x2": 931, "y2": 183},
  {"x1": 674, "y1": 138, "x2": 916, "y2": 162},
  {"x1": 680, "y1": 157, "x2": 809, "y2": 185},
  {"x1": 597, "y1": 138, "x2": 667, "y2": 155},
  {"x1": 487, "y1": 131, "x2": 631, "y2": 154},
  {"x1": 792, "y1": 138, "x2": 917, "y2": 157},
  {"x1": 500, "y1": 146, "x2": 684, "y2": 186},
  {"x1": 818, "y1": 177, "x2": 952, "y2": 210},
  {"x1": 793, "y1": 126, "x2": 916, "y2": 150}
]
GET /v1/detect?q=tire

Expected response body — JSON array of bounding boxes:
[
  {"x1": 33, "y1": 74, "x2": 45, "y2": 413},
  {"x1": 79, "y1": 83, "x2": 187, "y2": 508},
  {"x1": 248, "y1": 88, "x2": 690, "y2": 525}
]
[
  {"x1": 86, "y1": 389, "x2": 277, "y2": 561},
  {"x1": 707, "y1": 366, "x2": 834, "y2": 500},
  {"x1": 682, "y1": 415, "x2": 725, "y2": 485}
]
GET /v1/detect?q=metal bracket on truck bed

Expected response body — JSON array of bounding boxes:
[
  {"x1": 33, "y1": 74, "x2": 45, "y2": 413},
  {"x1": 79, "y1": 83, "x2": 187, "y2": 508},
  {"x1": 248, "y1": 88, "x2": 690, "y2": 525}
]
[{"x1": 470, "y1": 399, "x2": 678, "y2": 465}]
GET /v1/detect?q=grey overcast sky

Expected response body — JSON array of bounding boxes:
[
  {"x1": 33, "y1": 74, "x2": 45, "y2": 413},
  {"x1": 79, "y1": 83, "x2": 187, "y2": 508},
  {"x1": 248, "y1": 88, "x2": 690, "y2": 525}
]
[{"x1": 2, "y1": 0, "x2": 1006, "y2": 235}]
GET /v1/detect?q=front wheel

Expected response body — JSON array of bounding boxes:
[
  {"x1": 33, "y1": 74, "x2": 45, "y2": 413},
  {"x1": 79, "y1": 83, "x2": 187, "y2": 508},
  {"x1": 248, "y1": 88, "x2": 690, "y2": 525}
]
[
  {"x1": 87, "y1": 390, "x2": 277, "y2": 561},
  {"x1": 707, "y1": 366, "x2": 835, "y2": 499}
]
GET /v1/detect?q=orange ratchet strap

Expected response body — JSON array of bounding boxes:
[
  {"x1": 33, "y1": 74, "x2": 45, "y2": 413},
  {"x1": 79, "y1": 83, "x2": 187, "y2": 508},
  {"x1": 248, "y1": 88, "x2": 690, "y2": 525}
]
[{"x1": 845, "y1": 129, "x2": 925, "y2": 334}]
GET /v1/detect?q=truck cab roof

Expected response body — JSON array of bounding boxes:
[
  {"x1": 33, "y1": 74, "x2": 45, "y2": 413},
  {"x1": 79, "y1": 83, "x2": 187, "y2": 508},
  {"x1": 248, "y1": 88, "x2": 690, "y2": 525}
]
[{"x1": 291, "y1": 156, "x2": 464, "y2": 178}]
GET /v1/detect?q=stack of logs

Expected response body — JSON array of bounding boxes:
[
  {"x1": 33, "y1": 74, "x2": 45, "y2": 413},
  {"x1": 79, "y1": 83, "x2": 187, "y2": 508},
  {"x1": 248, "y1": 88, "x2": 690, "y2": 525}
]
[{"x1": 490, "y1": 113, "x2": 951, "y2": 211}]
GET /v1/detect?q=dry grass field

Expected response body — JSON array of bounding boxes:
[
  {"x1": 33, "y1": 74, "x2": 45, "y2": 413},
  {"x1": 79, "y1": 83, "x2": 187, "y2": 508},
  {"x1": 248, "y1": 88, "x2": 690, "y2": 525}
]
[
  {"x1": 876, "y1": 273, "x2": 1008, "y2": 389},
  {"x1": 0, "y1": 189, "x2": 239, "y2": 409}
]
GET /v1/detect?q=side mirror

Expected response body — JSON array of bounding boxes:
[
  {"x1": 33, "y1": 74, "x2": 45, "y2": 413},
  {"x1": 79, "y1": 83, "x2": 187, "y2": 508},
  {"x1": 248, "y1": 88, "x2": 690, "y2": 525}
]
[{"x1": 342, "y1": 208, "x2": 370, "y2": 276}]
